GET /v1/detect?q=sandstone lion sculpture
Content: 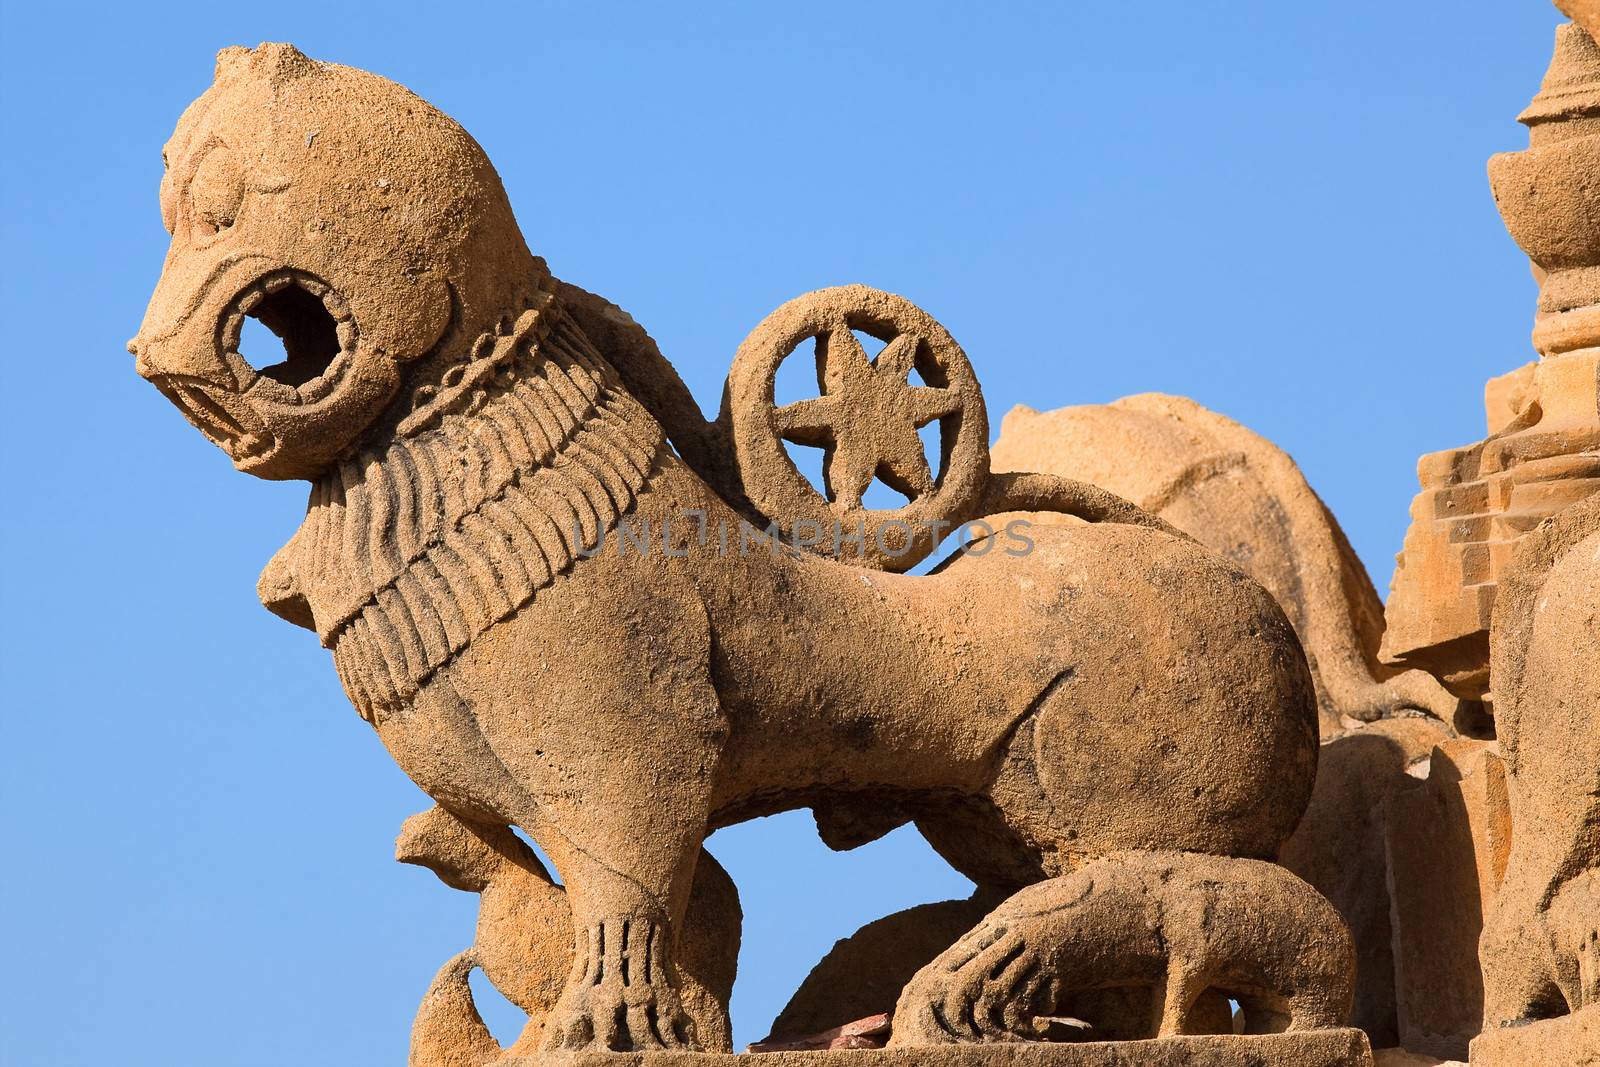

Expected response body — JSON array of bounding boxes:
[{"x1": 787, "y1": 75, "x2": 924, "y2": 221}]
[{"x1": 131, "y1": 44, "x2": 1342, "y2": 1056}]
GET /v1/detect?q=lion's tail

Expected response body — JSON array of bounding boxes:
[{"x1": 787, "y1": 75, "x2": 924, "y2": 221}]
[{"x1": 976, "y1": 470, "x2": 1190, "y2": 542}]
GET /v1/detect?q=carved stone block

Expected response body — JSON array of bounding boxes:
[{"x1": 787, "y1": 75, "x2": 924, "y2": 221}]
[
  {"x1": 1383, "y1": 742, "x2": 1511, "y2": 1059},
  {"x1": 1380, "y1": 356, "x2": 1600, "y2": 698},
  {"x1": 1469, "y1": 1002, "x2": 1600, "y2": 1066},
  {"x1": 1280, "y1": 716, "x2": 1451, "y2": 1046},
  {"x1": 499, "y1": 1033, "x2": 1376, "y2": 1067}
]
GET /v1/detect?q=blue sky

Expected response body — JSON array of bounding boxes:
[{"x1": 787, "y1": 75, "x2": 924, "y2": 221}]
[{"x1": 0, "y1": 1, "x2": 1565, "y2": 1061}]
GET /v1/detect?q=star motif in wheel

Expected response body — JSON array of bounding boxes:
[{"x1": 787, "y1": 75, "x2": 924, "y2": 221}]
[{"x1": 773, "y1": 322, "x2": 961, "y2": 509}]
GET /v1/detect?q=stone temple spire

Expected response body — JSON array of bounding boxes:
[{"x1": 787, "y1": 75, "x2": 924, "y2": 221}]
[{"x1": 1380, "y1": 14, "x2": 1600, "y2": 704}]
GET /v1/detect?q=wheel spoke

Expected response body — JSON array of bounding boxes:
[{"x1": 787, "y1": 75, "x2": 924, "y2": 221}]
[
  {"x1": 825, "y1": 438, "x2": 878, "y2": 509},
  {"x1": 907, "y1": 386, "x2": 962, "y2": 427},
  {"x1": 774, "y1": 395, "x2": 843, "y2": 448},
  {"x1": 874, "y1": 333, "x2": 920, "y2": 380},
  {"x1": 879, "y1": 448, "x2": 936, "y2": 500},
  {"x1": 816, "y1": 320, "x2": 872, "y2": 395}
]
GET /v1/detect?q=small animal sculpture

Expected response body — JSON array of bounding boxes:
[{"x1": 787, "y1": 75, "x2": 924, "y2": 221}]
[
  {"x1": 395, "y1": 806, "x2": 740, "y2": 1062},
  {"x1": 131, "y1": 44, "x2": 1321, "y2": 1051},
  {"x1": 889, "y1": 850, "x2": 1356, "y2": 1046}
]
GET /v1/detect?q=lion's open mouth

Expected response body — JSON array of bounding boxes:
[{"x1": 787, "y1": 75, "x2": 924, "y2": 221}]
[
  {"x1": 150, "y1": 372, "x2": 270, "y2": 459},
  {"x1": 221, "y1": 269, "x2": 357, "y2": 404},
  {"x1": 148, "y1": 269, "x2": 360, "y2": 465},
  {"x1": 148, "y1": 370, "x2": 273, "y2": 461}
]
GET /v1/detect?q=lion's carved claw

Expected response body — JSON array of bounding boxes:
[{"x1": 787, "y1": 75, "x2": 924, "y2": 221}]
[{"x1": 545, "y1": 919, "x2": 700, "y2": 1053}]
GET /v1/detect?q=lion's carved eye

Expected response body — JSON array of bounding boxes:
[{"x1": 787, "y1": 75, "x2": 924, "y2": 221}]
[{"x1": 187, "y1": 144, "x2": 246, "y2": 239}]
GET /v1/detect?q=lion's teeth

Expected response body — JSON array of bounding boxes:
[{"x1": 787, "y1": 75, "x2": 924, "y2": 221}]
[
  {"x1": 323, "y1": 291, "x2": 350, "y2": 318},
  {"x1": 336, "y1": 319, "x2": 356, "y2": 349},
  {"x1": 223, "y1": 311, "x2": 244, "y2": 348},
  {"x1": 239, "y1": 289, "x2": 264, "y2": 313},
  {"x1": 264, "y1": 274, "x2": 291, "y2": 293},
  {"x1": 300, "y1": 277, "x2": 328, "y2": 297}
]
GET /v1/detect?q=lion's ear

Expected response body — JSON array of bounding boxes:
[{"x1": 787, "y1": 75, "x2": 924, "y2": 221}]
[{"x1": 393, "y1": 269, "x2": 452, "y2": 362}]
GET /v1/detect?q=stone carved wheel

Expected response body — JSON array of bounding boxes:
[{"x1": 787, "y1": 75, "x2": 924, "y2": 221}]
[{"x1": 727, "y1": 285, "x2": 990, "y2": 572}]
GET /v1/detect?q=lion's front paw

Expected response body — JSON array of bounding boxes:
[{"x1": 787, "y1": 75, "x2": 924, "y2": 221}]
[
  {"x1": 545, "y1": 919, "x2": 699, "y2": 1052},
  {"x1": 889, "y1": 923, "x2": 1044, "y2": 1046}
]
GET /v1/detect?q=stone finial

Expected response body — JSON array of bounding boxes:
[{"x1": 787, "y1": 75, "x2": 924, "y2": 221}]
[
  {"x1": 1494, "y1": 22, "x2": 1600, "y2": 357},
  {"x1": 1380, "y1": 21, "x2": 1600, "y2": 701}
]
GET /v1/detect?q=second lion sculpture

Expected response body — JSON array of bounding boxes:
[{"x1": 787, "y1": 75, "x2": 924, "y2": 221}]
[{"x1": 131, "y1": 44, "x2": 1321, "y2": 1052}]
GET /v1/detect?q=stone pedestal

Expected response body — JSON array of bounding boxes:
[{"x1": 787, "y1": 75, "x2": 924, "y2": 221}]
[
  {"x1": 1469, "y1": 1004, "x2": 1600, "y2": 1065},
  {"x1": 1371, "y1": 1051, "x2": 1464, "y2": 1067},
  {"x1": 502, "y1": 1031, "x2": 1375, "y2": 1067}
]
